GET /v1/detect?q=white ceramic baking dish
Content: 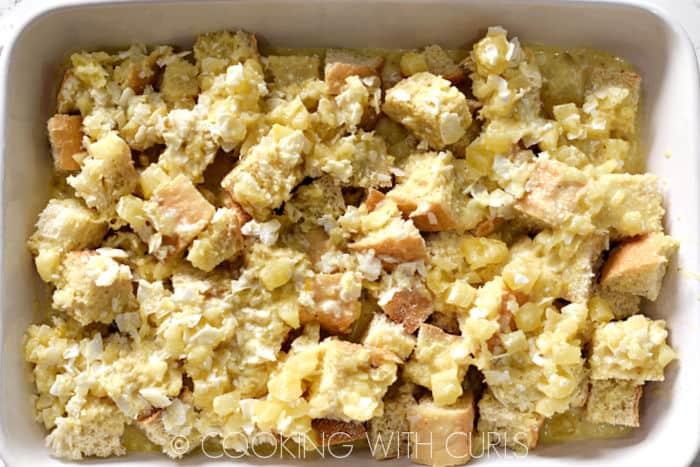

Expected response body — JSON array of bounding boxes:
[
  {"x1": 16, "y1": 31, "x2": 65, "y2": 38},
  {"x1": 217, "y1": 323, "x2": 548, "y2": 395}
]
[{"x1": 0, "y1": 0, "x2": 698, "y2": 465}]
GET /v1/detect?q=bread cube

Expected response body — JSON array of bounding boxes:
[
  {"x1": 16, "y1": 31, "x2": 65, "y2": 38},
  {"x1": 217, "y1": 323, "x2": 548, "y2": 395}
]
[
  {"x1": 367, "y1": 388, "x2": 416, "y2": 459},
  {"x1": 186, "y1": 207, "x2": 246, "y2": 272},
  {"x1": 300, "y1": 272, "x2": 362, "y2": 334},
  {"x1": 362, "y1": 313, "x2": 417, "y2": 360},
  {"x1": 52, "y1": 249, "x2": 137, "y2": 325},
  {"x1": 383, "y1": 72, "x2": 471, "y2": 149},
  {"x1": 379, "y1": 287, "x2": 434, "y2": 334},
  {"x1": 584, "y1": 379, "x2": 642, "y2": 427},
  {"x1": 222, "y1": 124, "x2": 309, "y2": 219},
  {"x1": 387, "y1": 151, "x2": 461, "y2": 231},
  {"x1": 423, "y1": 45, "x2": 465, "y2": 83},
  {"x1": 324, "y1": 49, "x2": 384, "y2": 94},
  {"x1": 193, "y1": 30, "x2": 259, "y2": 91},
  {"x1": 160, "y1": 57, "x2": 199, "y2": 108},
  {"x1": 476, "y1": 390, "x2": 544, "y2": 450},
  {"x1": 404, "y1": 324, "x2": 471, "y2": 406},
  {"x1": 47, "y1": 114, "x2": 83, "y2": 171},
  {"x1": 28, "y1": 198, "x2": 107, "y2": 254},
  {"x1": 135, "y1": 398, "x2": 201, "y2": 459},
  {"x1": 285, "y1": 176, "x2": 345, "y2": 231},
  {"x1": 113, "y1": 47, "x2": 158, "y2": 94},
  {"x1": 592, "y1": 174, "x2": 665, "y2": 238},
  {"x1": 600, "y1": 233, "x2": 678, "y2": 301},
  {"x1": 307, "y1": 130, "x2": 394, "y2": 188},
  {"x1": 590, "y1": 315, "x2": 677, "y2": 382},
  {"x1": 311, "y1": 418, "x2": 366, "y2": 446},
  {"x1": 145, "y1": 175, "x2": 216, "y2": 255},
  {"x1": 584, "y1": 68, "x2": 640, "y2": 139},
  {"x1": 514, "y1": 158, "x2": 589, "y2": 230},
  {"x1": 68, "y1": 132, "x2": 138, "y2": 213},
  {"x1": 409, "y1": 394, "x2": 475, "y2": 467},
  {"x1": 308, "y1": 339, "x2": 399, "y2": 422},
  {"x1": 267, "y1": 55, "x2": 321, "y2": 87},
  {"x1": 349, "y1": 193, "x2": 427, "y2": 264},
  {"x1": 45, "y1": 397, "x2": 127, "y2": 460},
  {"x1": 599, "y1": 288, "x2": 641, "y2": 319}
]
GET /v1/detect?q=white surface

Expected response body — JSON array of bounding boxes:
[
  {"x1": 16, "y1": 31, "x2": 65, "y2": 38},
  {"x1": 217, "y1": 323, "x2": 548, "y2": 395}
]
[{"x1": 0, "y1": 1, "x2": 699, "y2": 467}]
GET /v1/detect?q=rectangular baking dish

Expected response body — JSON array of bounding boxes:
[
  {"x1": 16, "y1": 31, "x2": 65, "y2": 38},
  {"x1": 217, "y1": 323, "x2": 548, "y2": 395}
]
[{"x1": 0, "y1": 0, "x2": 698, "y2": 465}]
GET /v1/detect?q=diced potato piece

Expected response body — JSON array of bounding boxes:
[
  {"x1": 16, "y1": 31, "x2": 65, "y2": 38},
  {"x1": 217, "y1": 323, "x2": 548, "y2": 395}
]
[
  {"x1": 600, "y1": 233, "x2": 678, "y2": 301},
  {"x1": 308, "y1": 339, "x2": 399, "y2": 421},
  {"x1": 68, "y1": 132, "x2": 138, "y2": 213},
  {"x1": 404, "y1": 324, "x2": 471, "y2": 406},
  {"x1": 409, "y1": 394, "x2": 475, "y2": 467},
  {"x1": 47, "y1": 114, "x2": 83, "y2": 171},
  {"x1": 514, "y1": 158, "x2": 589, "y2": 231},
  {"x1": 221, "y1": 124, "x2": 309, "y2": 219},
  {"x1": 362, "y1": 313, "x2": 416, "y2": 360},
  {"x1": 590, "y1": 315, "x2": 677, "y2": 382},
  {"x1": 28, "y1": 199, "x2": 107, "y2": 254},
  {"x1": 477, "y1": 390, "x2": 544, "y2": 450},
  {"x1": 592, "y1": 174, "x2": 665, "y2": 238},
  {"x1": 145, "y1": 175, "x2": 216, "y2": 254},
  {"x1": 193, "y1": 30, "x2": 259, "y2": 91},
  {"x1": 160, "y1": 57, "x2": 199, "y2": 108},
  {"x1": 324, "y1": 49, "x2": 384, "y2": 94},
  {"x1": 311, "y1": 419, "x2": 366, "y2": 446},
  {"x1": 266, "y1": 55, "x2": 320, "y2": 87},
  {"x1": 186, "y1": 207, "x2": 246, "y2": 271},
  {"x1": 383, "y1": 72, "x2": 472, "y2": 149},
  {"x1": 379, "y1": 288, "x2": 433, "y2": 334},
  {"x1": 52, "y1": 250, "x2": 137, "y2": 325},
  {"x1": 300, "y1": 272, "x2": 362, "y2": 334},
  {"x1": 584, "y1": 379, "x2": 642, "y2": 427}
]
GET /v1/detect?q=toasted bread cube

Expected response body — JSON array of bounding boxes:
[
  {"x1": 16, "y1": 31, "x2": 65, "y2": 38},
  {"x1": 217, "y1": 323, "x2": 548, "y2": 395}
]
[
  {"x1": 146, "y1": 175, "x2": 216, "y2": 254},
  {"x1": 160, "y1": 57, "x2": 199, "y2": 108},
  {"x1": 56, "y1": 70, "x2": 83, "y2": 114},
  {"x1": 590, "y1": 315, "x2": 677, "y2": 382},
  {"x1": 285, "y1": 176, "x2": 345, "y2": 230},
  {"x1": 52, "y1": 249, "x2": 137, "y2": 325},
  {"x1": 28, "y1": 198, "x2": 107, "y2": 254},
  {"x1": 515, "y1": 158, "x2": 589, "y2": 230},
  {"x1": 267, "y1": 55, "x2": 321, "y2": 87},
  {"x1": 222, "y1": 124, "x2": 309, "y2": 219},
  {"x1": 311, "y1": 419, "x2": 366, "y2": 446},
  {"x1": 404, "y1": 324, "x2": 471, "y2": 406},
  {"x1": 584, "y1": 379, "x2": 642, "y2": 427},
  {"x1": 114, "y1": 53, "x2": 157, "y2": 95},
  {"x1": 387, "y1": 151, "x2": 461, "y2": 231},
  {"x1": 47, "y1": 114, "x2": 83, "y2": 171},
  {"x1": 300, "y1": 272, "x2": 362, "y2": 334},
  {"x1": 423, "y1": 45, "x2": 464, "y2": 83},
  {"x1": 367, "y1": 387, "x2": 416, "y2": 460},
  {"x1": 46, "y1": 397, "x2": 127, "y2": 460},
  {"x1": 593, "y1": 174, "x2": 665, "y2": 238},
  {"x1": 308, "y1": 339, "x2": 399, "y2": 421},
  {"x1": 363, "y1": 313, "x2": 417, "y2": 360},
  {"x1": 409, "y1": 394, "x2": 475, "y2": 467},
  {"x1": 186, "y1": 207, "x2": 246, "y2": 272},
  {"x1": 193, "y1": 30, "x2": 259, "y2": 90},
  {"x1": 349, "y1": 194, "x2": 427, "y2": 264},
  {"x1": 600, "y1": 233, "x2": 678, "y2": 301},
  {"x1": 324, "y1": 49, "x2": 384, "y2": 94},
  {"x1": 476, "y1": 390, "x2": 544, "y2": 450},
  {"x1": 585, "y1": 68, "x2": 640, "y2": 139},
  {"x1": 383, "y1": 72, "x2": 471, "y2": 149},
  {"x1": 379, "y1": 287, "x2": 434, "y2": 334},
  {"x1": 68, "y1": 132, "x2": 138, "y2": 213}
]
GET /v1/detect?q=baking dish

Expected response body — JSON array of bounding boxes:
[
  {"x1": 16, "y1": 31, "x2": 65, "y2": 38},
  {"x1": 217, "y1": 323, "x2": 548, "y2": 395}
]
[{"x1": 0, "y1": 0, "x2": 698, "y2": 465}]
